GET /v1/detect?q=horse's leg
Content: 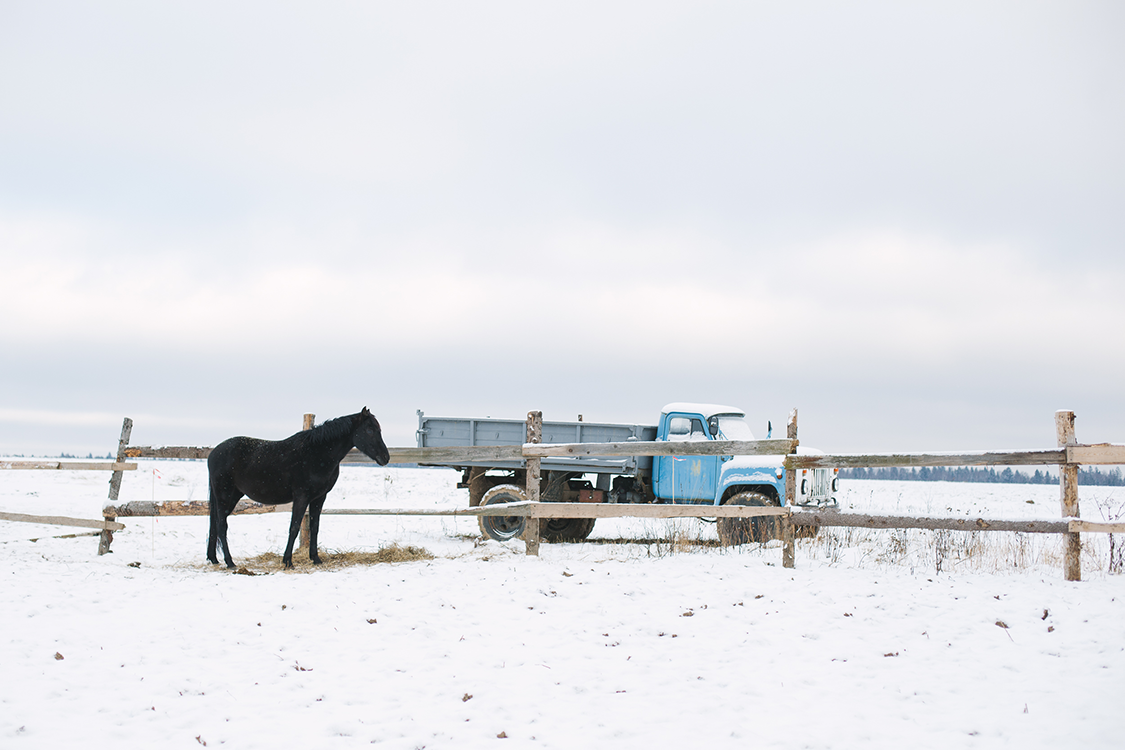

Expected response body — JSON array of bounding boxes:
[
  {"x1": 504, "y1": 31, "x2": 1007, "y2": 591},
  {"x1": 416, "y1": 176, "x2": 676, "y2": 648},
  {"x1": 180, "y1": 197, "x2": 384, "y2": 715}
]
[
  {"x1": 208, "y1": 479, "x2": 239, "y2": 568},
  {"x1": 282, "y1": 495, "x2": 310, "y2": 568},
  {"x1": 217, "y1": 500, "x2": 237, "y2": 569},
  {"x1": 207, "y1": 480, "x2": 221, "y2": 565},
  {"x1": 308, "y1": 494, "x2": 327, "y2": 564}
]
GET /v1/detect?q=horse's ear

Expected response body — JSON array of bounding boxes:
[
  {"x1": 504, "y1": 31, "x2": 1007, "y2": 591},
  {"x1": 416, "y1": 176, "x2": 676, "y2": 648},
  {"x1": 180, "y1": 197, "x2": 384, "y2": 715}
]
[{"x1": 361, "y1": 406, "x2": 371, "y2": 416}]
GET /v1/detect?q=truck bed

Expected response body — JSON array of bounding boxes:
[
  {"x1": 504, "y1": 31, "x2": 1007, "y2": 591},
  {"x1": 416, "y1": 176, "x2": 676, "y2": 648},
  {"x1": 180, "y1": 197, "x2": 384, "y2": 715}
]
[{"x1": 415, "y1": 412, "x2": 658, "y2": 474}]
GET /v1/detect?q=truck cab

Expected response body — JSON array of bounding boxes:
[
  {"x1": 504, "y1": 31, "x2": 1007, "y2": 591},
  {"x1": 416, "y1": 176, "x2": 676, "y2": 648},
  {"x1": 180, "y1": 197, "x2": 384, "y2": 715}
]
[{"x1": 651, "y1": 403, "x2": 836, "y2": 508}]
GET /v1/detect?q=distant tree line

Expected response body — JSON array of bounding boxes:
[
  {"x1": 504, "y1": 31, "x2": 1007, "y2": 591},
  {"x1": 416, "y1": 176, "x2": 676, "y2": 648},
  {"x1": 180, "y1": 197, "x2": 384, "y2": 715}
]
[{"x1": 840, "y1": 466, "x2": 1125, "y2": 486}]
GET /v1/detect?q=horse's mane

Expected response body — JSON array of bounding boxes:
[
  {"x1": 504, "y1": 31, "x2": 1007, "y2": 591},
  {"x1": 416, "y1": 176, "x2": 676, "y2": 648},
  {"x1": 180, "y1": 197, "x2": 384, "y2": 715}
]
[{"x1": 306, "y1": 412, "x2": 358, "y2": 444}]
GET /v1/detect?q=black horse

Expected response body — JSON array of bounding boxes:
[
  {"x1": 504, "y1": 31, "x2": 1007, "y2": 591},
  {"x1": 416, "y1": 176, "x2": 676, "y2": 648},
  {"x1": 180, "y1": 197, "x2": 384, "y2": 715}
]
[{"x1": 207, "y1": 407, "x2": 391, "y2": 569}]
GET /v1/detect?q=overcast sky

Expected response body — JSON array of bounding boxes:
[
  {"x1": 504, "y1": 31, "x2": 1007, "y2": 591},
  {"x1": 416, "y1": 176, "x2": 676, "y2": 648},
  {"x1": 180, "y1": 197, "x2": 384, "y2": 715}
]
[{"x1": 1, "y1": 1, "x2": 1123, "y2": 457}]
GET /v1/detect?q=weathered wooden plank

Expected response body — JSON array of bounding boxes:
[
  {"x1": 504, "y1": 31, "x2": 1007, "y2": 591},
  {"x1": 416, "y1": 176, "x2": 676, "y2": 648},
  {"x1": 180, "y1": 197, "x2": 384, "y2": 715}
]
[
  {"x1": 126, "y1": 444, "x2": 528, "y2": 464},
  {"x1": 124, "y1": 446, "x2": 211, "y2": 459},
  {"x1": 104, "y1": 500, "x2": 291, "y2": 517},
  {"x1": 66, "y1": 461, "x2": 136, "y2": 471},
  {"x1": 1, "y1": 461, "x2": 62, "y2": 470},
  {"x1": 321, "y1": 507, "x2": 519, "y2": 517},
  {"x1": 112, "y1": 442, "x2": 1124, "y2": 467},
  {"x1": 322, "y1": 503, "x2": 792, "y2": 519},
  {"x1": 132, "y1": 441, "x2": 796, "y2": 464},
  {"x1": 387, "y1": 446, "x2": 525, "y2": 463},
  {"x1": 523, "y1": 438, "x2": 797, "y2": 458},
  {"x1": 394, "y1": 445, "x2": 521, "y2": 463},
  {"x1": 1067, "y1": 444, "x2": 1125, "y2": 465},
  {"x1": 1069, "y1": 520, "x2": 1125, "y2": 534},
  {"x1": 1, "y1": 460, "x2": 137, "y2": 471},
  {"x1": 0, "y1": 511, "x2": 125, "y2": 531},
  {"x1": 507, "y1": 502, "x2": 791, "y2": 519},
  {"x1": 789, "y1": 510, "x2": 1069, "y2": 534},
  {"x1": 786, "y1": 450, "x2": 1066, "y2": 470},
  {"x1": 542, "y1": 503, "x2": 788, "y2": 520}
]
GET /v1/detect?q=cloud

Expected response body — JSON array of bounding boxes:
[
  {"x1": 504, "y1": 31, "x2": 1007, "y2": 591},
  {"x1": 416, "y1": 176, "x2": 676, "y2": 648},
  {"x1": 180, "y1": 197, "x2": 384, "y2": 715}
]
[{"x1": 5, "y1": 211, "x2": 1120, "y2": 381}]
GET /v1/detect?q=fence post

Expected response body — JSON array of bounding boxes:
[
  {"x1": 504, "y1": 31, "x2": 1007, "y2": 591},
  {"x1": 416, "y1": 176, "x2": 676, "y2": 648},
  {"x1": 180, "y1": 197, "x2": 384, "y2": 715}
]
[
  {"x1": 782, "y1": 409, "x2": 798, "y2": 568},
  {"x1": 1055, "y1": 410, "x2": 1081, "y2": 581},
  {"x1": 524, "y1": 410, "x2": 542, "y2": 556},
  {"x1": 98, "y1": 417, "x2": 133, "y2": 555},
  {"x1": 299, "y1": 413, "x2": 315, "y2": 551}
]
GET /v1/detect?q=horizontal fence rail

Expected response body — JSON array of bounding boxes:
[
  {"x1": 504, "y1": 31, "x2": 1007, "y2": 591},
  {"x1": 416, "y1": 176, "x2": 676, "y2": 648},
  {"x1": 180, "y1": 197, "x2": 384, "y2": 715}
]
[
  {"x1": 789, "y1": 510, "x2": 1070, "y2": 534},
  {"x1": 1068, "y1": 520, "x2": 1125, "y2": 534},
  {"x1": 0, "y1": 510, "x2": 125, "y2": 532},
  {"x1": 127, "y1": 439, "x2": 1124, "y2": 466},
  {"x1": 786, "y1": 451, "x2": 1066, "y2": 470},
  {"x1": 100, "y1": 500, "x2": 791, "y2": 520},
  {"x1": 104, "y1": 499, "x2": 289, "y2": 518},
  {"x1": 426, "y1": 502, "x2": 793, "y2": 519},
  {"x1": 122, "y1": 446, "x2": 211, "y2": 460},
  {"x1": 126, "y1": 439, "x2": 800, "y2": 463},
  {"x1": 521, "y1": 439, "x2": 798, "y2": 459},
  {"x1": 786, "y1": 445, "x2": 1125, "y2": 470},
  {"x1": 1, "y1": 460, "x2": 137, "y2": 471}
]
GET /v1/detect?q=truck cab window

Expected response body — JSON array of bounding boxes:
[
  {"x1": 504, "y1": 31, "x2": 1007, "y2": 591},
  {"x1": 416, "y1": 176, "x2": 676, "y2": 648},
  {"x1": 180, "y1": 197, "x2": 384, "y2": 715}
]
[
  {"x1": 668, "y1": 417, "x2": 691, "y2": 438},
  {"x1": 668, "y1": 416, "x2": 708, "y2": 441},
  {"x1": 716, "y1": 416, "x2": 754, "y2": 441}
]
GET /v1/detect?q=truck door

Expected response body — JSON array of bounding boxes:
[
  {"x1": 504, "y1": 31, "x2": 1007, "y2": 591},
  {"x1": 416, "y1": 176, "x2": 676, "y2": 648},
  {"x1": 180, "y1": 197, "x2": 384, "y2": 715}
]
[{"x1": 656, "y1": 414, "x2": 719, "y2": 503}]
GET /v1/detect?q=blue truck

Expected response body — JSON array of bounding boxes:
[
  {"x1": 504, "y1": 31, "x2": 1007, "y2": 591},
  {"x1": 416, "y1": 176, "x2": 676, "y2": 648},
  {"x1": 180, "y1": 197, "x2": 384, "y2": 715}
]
[{"x1": 416, "y1": 403, "x2": 837, "y2": 545}]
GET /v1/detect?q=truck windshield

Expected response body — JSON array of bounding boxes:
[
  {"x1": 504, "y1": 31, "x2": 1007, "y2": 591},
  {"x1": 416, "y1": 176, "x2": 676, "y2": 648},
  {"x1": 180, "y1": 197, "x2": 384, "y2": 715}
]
[{"x1": 716, "y1": 416, "x2": 754, "y2": 441}]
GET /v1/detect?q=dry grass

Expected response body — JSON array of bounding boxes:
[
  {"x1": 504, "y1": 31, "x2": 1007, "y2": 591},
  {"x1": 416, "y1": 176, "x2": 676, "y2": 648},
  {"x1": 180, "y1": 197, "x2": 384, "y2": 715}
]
[
  {"x1": 230, "y1": 543, "x2": 434, "y2": 574},
  {"x1": 796, "y1": 527, "x2": 1114, "y2": 575}
]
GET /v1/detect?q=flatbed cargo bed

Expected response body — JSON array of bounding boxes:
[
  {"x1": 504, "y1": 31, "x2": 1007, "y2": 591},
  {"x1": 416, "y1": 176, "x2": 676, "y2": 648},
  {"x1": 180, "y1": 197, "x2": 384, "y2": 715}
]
[{"x1": 415, "y1": 411, "x2": 657, "y2": 475}]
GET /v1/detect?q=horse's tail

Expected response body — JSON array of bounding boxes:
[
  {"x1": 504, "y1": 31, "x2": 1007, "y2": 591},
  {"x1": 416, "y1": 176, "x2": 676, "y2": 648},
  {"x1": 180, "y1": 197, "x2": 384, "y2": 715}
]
[{"x1": 207, "y1": 473, "x2": 222, "y2": 562}]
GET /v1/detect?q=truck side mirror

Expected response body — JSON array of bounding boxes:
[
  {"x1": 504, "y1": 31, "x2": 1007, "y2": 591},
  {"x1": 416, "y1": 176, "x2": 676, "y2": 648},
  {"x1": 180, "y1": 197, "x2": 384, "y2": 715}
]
[
  {"x1": 767, "y1": 421, "x2": 772, "y2": 439},
  {"x1": 708, "y1": 416, "x2": 719, "y2": 437}
]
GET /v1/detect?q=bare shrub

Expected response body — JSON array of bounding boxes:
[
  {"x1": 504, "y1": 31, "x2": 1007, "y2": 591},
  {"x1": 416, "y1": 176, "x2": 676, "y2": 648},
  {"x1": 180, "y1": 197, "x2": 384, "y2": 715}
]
[
  {"x1": 1092, "y1": 496, "x2": 1125, "y2": 574},
  {"x1": 933, "y1": 529, "x2": 950, "y2": 573}
]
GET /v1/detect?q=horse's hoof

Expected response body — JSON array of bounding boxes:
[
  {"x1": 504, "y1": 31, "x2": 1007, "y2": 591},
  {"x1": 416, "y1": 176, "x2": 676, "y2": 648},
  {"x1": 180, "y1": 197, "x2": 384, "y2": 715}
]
[
  {"x1": 310, "y1": 557, "x2": 322, "y2": 565},
  {"x1": 226, "y1": 562, "x2": 236, "y2": 570}
]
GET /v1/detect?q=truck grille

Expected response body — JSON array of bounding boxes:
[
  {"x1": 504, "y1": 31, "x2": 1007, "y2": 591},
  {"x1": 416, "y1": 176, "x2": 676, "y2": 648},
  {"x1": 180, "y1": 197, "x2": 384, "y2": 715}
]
[{"x1": 808, "y1": 469, "x2": 832, "y2": 502}]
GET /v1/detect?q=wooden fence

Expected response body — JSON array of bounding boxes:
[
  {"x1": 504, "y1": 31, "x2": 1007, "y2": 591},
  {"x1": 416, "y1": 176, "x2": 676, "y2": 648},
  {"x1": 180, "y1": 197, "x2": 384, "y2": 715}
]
[
  {"x1": 5, "y1": 410, "x2": 1123, "y2": 580},
  {"x1": 0, "y1": 419, "x2": 136, "y2": 545}
]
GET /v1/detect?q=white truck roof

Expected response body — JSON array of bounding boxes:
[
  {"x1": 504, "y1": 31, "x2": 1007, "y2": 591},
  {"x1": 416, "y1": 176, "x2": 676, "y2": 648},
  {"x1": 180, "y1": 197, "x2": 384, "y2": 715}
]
[{"x1": 660, "y1": 403, "x2": 745, "y2": 419}]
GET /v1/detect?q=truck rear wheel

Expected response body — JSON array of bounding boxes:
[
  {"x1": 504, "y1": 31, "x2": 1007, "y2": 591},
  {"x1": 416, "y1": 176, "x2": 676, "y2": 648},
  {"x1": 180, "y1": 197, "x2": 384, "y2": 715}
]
[
  {"x1": 468, "y1": 467, "x2": 521, "y2": 507},
  {"x1": 717, "y1": 491, "x2": 780, "y2": 546},
  {"x1": 478, "y1": 485, "x2": 527, "y2": 541},
  {"x1": 540, "y1": 517, "x2": 596, "y2": 542}
]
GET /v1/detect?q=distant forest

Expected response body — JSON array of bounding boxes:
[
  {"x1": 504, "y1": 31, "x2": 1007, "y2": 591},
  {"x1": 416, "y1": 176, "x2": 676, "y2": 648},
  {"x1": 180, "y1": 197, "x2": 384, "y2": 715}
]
[{"x1": 840, "y1": 466, "x2": 1125, "y2": 486}]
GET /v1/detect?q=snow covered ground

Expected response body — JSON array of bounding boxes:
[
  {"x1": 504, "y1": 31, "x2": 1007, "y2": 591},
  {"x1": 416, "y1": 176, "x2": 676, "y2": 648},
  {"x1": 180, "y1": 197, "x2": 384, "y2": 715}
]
[{"x1": 1, "y1": 462, "x2": 1122, "y2": 749}]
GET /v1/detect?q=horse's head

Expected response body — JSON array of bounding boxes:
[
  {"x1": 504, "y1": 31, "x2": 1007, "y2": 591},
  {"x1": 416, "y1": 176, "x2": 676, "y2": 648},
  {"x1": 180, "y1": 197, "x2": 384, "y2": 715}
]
[{"x1": 354, "y1": 407, "x2": 391, "y2": 466}]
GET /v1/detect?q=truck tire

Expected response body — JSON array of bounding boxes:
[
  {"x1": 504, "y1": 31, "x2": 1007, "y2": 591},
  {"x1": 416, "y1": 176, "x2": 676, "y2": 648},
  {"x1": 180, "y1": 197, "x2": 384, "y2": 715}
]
[
  {"x1": 540, "y1": 517, "x2": 596, "y2": 543},
  {"x1": 468, "y1": 468, "x2": 511, "y2": 507},
  {"x1": 478, "y1": 485, "x2": 528, "y2": 541},
  {"x1": 717, "y1": 491, "x2": 780, "y2": 546}
]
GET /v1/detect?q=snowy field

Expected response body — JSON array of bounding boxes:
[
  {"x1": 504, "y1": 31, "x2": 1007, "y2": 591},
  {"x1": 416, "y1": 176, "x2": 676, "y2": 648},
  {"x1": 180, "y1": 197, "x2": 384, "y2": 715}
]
[{"x1": 1, "y1": 462, "x2": 1122, "y2": 749}]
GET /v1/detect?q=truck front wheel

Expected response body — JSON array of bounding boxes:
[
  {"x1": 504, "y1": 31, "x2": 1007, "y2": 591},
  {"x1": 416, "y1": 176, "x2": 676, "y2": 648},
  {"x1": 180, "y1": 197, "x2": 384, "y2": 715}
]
[
  {"x1": 478, "y1": 485, "x2": 528, "y2": 541},
  {"x1": 717, "y1": 491, "x2": 780, "y2": 546}
]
